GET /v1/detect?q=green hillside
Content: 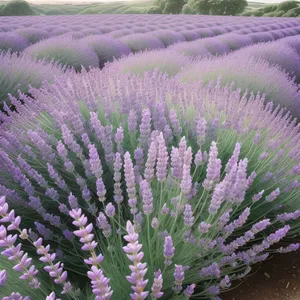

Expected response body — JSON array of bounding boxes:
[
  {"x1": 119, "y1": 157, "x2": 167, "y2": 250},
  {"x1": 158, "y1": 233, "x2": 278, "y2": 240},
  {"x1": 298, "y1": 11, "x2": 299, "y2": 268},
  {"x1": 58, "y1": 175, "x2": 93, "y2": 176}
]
[
  {"x1": 76, "y1": 1, "x2": 151, "y2": 14},
  {"x1": 242, "y1": 0, "x2": 300, "y2": 16}
]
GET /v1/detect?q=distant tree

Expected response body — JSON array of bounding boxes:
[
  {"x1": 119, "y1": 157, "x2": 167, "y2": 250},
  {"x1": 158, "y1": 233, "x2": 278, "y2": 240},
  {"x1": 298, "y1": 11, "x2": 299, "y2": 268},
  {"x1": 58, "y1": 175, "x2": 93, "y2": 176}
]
[
  {"x1": 277, "y1": 1, "x2": 298, "y2": 12},
  {"x1": 211, "y1": 0, "x2": 248, "y2": 15},
  {"x1": 1, "y1": 0, "x2": 35, "y2": 16},
  {"x1": 187, "y1": 0, "x2": 247, "y2": 15},
  {"x1": 262, "y1": 4, "x2": 278, "y2": 13},
  {"x1": 145, "y1": 5, "x2": 163, "y2": 14},
  {"x1": 187, "y1": 0, "x2": 211, "y2": 14},
  {"x1": 155, "y1": 0, "x2": 186, "y2": 14},
  {"x1": 283, "y1": 6, "x2": 300, "y2": 17},
  {"x1": 181, "y1": 3, "x2": 195, "y2": 14}
]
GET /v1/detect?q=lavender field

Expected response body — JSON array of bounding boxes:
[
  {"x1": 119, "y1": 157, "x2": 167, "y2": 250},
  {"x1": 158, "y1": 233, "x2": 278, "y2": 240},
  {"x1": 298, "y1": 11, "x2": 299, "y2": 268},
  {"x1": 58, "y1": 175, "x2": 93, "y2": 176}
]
[{"x1": 0, "y1": 13, "x2": 300, "y2": 300}]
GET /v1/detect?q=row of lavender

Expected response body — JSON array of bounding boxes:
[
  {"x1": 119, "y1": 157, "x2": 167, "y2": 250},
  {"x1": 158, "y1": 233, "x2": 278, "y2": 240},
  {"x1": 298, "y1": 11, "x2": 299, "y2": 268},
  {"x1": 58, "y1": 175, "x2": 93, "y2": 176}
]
[
  {"x1": 1, "y1": 50, "x2": 300, "y2": 300},
  {"x1": 0, "y1": 15, "x2": 299, "y2": 55},
  {"x1": 1, "y1": 16, "x2": 300, "y2": 108}
]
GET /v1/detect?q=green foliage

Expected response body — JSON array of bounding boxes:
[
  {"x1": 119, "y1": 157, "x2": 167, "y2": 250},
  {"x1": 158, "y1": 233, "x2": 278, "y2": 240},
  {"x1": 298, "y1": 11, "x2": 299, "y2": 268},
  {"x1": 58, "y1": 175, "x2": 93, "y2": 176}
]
[
  {"x1": 253, "y1": 10, "x2": 264, "y2": 16},
  {"x1": 277, "y1": 0, "x2": 298, "y2": 12},
  {"x1": 264, "y1": 11, "x2": 276, "y2": 17},
  {"x1": 283, "y1": 6, "x2": 300, "y2": 17},
  {"x1": 274, "y1": 10, "x2": 286, "y2": 16},
  {"x1": 1, "y1": 0, "x2": 35, "y2": 16},
  {"x1": 187, "y1": 0, "x2": 211, "y2": 14},
  {"x1": 262, "y1": 4, "x2": 278, "y2": 13},
  {"x1": 155, "y1": 0, "x2": 186, "y2": 14},
  {"x1": 187, "y1": 0, "x2": 247, "y2": 15},
  {"x1": 145, "y1": 5, "x2": 162, "y2": 13},
  {"x1": 181, "y1": 3, "x2": 195, "y2": 13}
]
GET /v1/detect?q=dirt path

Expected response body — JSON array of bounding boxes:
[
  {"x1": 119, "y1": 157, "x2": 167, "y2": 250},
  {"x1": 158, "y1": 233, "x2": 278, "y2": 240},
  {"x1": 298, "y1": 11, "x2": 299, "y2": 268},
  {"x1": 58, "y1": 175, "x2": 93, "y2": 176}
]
[{"x1": 222, "y1": 252, "x2": 300, "y2": 300}]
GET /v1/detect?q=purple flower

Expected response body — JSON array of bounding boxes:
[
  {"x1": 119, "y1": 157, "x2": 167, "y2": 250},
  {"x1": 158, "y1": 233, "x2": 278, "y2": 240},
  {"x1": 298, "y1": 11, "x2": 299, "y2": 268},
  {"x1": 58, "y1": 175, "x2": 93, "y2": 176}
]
[
  {"x1": 123, "y1": 221, "x2": 149, "y2": 300},
  {"x1": 124, "y1": 152, "x2": 137, "y2": 214},
  {"x1": 203, "y1": 142, "x2": 221, "y2": 190},
  {"x1": 252, "y1": 190, "x2": 264, "y2": 202},
  {"x1": 277, "y1": 210, "x2": 300, "y2": 222},
  {"x1": 0, "y1": 269, "x2": 6, "y2": 286},
  {"x1": 113, "y1": 152, "x2": 124, "y2": 204},
  {"x1": 151, "y1": 270, "x2": 163, "y2": 299},
  {"x1": 181, "y1": 164, "x2": 192, "y2": 195},
  {"x1": 199, "y1": 222, "x2": 211, "y2": 234},
  {"x1": 196, "y1": 117, "x2": 206, "y2": 146},
  {"x1": 2, "y1": 293, "x2": 30, "y2": 300},
  {"x1": 169, "y1": 109, "x2": 182, "y2": 136},
  {"x1": 96, "y1": 178, "x2": 107, "y2": 203},
  {"x1": 144, "y1": 140, "x2": 157, "y2": 182},
  {"x1": 173, "y1": 265, "x2": 185, "y2": 293},
  {"x1": 156, "y1": 133, "x2": 168, "y2": 182},
  {"x1": 278, "y1": 243, "x2": 300, "y2": 253},
  {"x1": 225, "y1": 143, "x2": 241, "y2": 174},
  {"x1": 46, "y1": 292, "x2": 56, "y2": 300},
  {"x1": 266, "y1": 188, "x2": 280, "y2": 202},
  {"x1": 140, "y1": 180, "x2": 153, "y2": 215},
  {"x1": 184, "y1": 283, "x2": 196, "y2": 298},
  {"x1": 128, "y1": 110, "x2": 138, "y2": 132},
  {"x1": 183, "y1": 204, "x2": 194, "y2": 227},
  {"x1": 105, "y1": 203, "x2": 116, "y2": 218},
  {"x1": 87, "y1": 266, "x2": 113, "y2": 300},
  {"x1": 199, "y1": 263, "x2": 221, "y2": 278},
  {"x1": 97, "y1": 212, "x2": 112, "y2": 238},
  {"x1": 139, "y1": 108, "x2": 152, "y2": 148},
  {"x1": 164, "y1": 235, "x2": 175, "y2": 266},
  {"x1": 171, "y1": 147, "x2": 182, "y2": 179},
  {"x1": 89, "y1": 143, "x2": 103, "y2": 179},
  {"x1": 151, "y1": 217, "x2": 159, "y2": 229}
]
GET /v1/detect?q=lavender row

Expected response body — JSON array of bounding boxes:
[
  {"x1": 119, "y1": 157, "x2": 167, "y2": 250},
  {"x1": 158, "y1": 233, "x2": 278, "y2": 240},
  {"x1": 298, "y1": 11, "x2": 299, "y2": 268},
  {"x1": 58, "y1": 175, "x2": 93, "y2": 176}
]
[
  {"x1": 1, "y1": 66, "x2": 300, "y2": 299},
  {"x1": 0, "y1": 15, "x2": 299, "y2": 54}
]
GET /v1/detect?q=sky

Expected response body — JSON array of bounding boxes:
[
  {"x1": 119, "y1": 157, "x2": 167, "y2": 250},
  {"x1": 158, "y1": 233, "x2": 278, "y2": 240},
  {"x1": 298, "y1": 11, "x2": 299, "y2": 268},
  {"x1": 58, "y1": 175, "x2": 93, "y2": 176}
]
[{"x1": 27, "y1": 0, "x2": 286, "y2": 3}]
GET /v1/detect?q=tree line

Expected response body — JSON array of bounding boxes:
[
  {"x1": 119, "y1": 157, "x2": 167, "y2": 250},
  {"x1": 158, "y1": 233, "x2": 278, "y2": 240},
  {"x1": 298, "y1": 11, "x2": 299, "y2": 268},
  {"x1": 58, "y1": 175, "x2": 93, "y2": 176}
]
[{"x1": 148, "y1": 0, "x2": 248, "y2": 15}]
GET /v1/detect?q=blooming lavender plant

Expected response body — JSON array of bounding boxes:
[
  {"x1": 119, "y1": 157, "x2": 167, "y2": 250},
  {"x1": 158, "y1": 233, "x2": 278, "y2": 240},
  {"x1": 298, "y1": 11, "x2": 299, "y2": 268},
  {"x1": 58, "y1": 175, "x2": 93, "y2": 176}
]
[{"x1": 0, "y1": 65, "x2": 300, "y2": 300}]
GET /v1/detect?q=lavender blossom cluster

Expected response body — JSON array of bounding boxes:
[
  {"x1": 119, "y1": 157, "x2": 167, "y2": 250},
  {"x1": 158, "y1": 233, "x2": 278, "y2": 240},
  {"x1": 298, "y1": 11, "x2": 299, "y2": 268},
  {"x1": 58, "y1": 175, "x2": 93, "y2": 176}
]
[{"x1": 1, "y1": 67, "x2": 300, "y2": 300}]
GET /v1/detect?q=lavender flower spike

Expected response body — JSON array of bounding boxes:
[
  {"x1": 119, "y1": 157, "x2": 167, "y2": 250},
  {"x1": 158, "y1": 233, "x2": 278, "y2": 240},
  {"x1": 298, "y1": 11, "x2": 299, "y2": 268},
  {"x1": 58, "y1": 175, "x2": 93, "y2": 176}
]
[
  {"x1": 183, "y1": 204, "x2": 194, "y2": 227},
  {"x1": 184, "y1": 283, "x2": 196, "y2": 298},
  {"x1": 46, "y1": 292, "x2": 57, "y2": 300},
  {"x1": 87, "y1": 266, "x2": 113, "y2": 300},
  {"x1": 156, "y1": 133, "x2": 169, "y2": 182},
  {"x1": 151, "y1": 270, "x2": 163, "y2": 299},
  {"x1": 140, "y1": 180, "x2": 153, "y2": 215},
  {"x1": 0, "y1": 269, "x2": 6, "y2": 286},
  {"x1": 124, "y1": 152, "x2": 138, "y2": 214},
  {"x1": 173, "y1": 264, "x2": 185, "y2": 293},
  {"x1": 123, "y1": 221, "x2": 149, "y2": 300},
  {"x1": 164, "y1": 235, "x2": 175, "y2": 266},
  {"x1": 203, "y1": 142, "x2": 221, "y2": 190},
  {"x1": 89, "y1": 143, "x2": 103, "y2": 179},
  {"x1": 2, "y1": 293, "x2": 30, "y2": 300}
]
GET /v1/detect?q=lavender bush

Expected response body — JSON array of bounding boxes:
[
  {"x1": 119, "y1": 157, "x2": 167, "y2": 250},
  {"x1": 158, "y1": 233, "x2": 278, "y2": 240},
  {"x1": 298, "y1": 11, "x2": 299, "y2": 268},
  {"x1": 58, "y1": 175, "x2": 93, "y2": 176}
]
[
  {"x1": 150, "y1": 30, "x2": 186, "y2": 46},
  {"x1": 233, "y1": 41, "x2": 300, "y2": 81},
  {"x1": 1, "y1": 68, "x2": 300, "y2": 299},
  {"x1": 0, "y1": 51, "x2": 65, "y2": 107},
  {"x1": 179, "y1": 55, "x2": 300, "y2": 116},
  {"x1": 0, "y1": 32, "x2": 29, "y2": 53},
  {"x1": 24, "y1": 36, "x2": 99, "y2": 72},
  {"x1": 108, "y1": 50, "x2": 191, "y2": 76},
  {"x1": 13, "y1": 28, "x2": 50, "y2": 45},
  {"x1": 119, "y1": 33, "x2": 165, "y2": 53},
  {"x1": 80, "y1": 35, "x2": 131, "y2": 68}
]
